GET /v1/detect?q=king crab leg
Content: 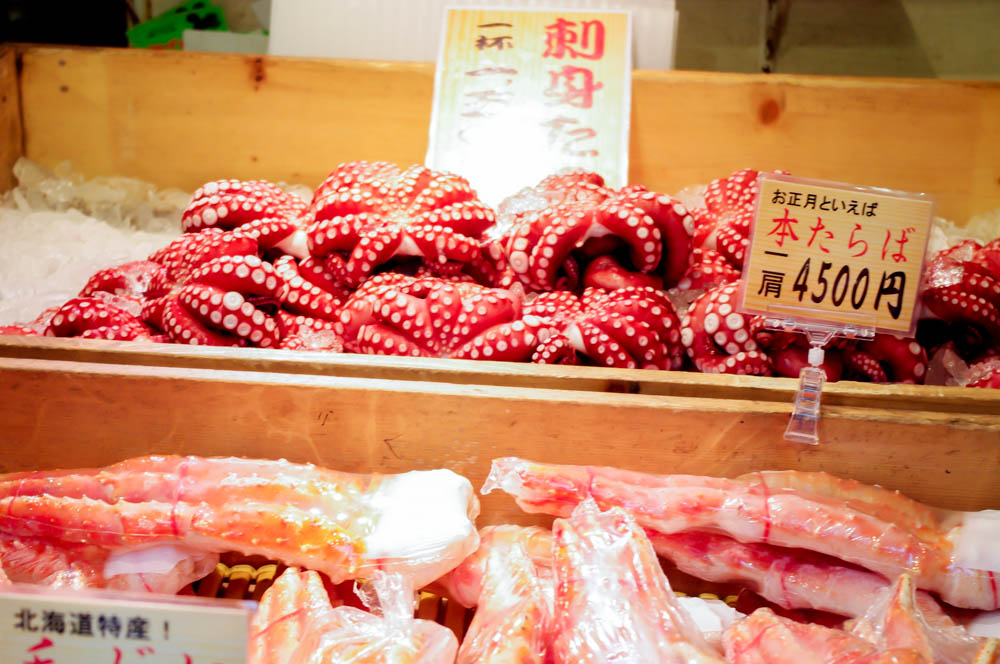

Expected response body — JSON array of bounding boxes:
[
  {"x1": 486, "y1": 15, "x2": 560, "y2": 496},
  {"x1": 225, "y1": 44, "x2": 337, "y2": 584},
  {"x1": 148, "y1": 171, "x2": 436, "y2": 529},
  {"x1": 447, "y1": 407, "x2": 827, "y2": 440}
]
[
  {"x1": 483, "y1": 458, "x2": 1000, "y2": 610},
  {"x1": 723, "y1": 607, "x2": 928, "y2": 664},
  {"x1": 0, "y1": 456, "x2": 480, "y2": 588},
  {"x1": 551, "y1": 499, "x2": 725, "y2": 664}
]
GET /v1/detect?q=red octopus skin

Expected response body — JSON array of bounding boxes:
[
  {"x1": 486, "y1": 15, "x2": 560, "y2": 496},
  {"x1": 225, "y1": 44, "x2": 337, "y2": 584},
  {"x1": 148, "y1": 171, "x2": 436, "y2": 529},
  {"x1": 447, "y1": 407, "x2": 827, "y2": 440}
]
[
  {"x1": 922, "y1": 239, "x2": 1000, "y2": 342},
  {"x1": 967, "y1": 356, "x2": 1000, "y2": 388},
  {"x1": 45, "y1": 297, "x2": 154, "y2": 341},
  {"x1": 305, "y1": 161, "x2": 496, "y2": 288},
  {"x1": 843, "y1": 335, "x2": 928, "y2": 384},
  {"x1": 499, "y1": 172, "x2": 694, "y2": 292},
  {"x1": 527, "y1": 287, "x2": 683, "y2": 370},
  {"x1": 79, "y1": 260, "x2": 170, "y2": 300},
  {"x1": 334, "y1": 273, "x2": 547, "y2": 361},
  {"x1": 143, "y1": 255, "x2": 284, "y2": 348},
  {"x1": 272, "y1": 255, "x2": 348, "y2": 322},
  {"x1": 0, "y1": 324, "x2": 41, "y2": 336},
  {"x1": 275, "y1": 311, "x2": 345, "y2": 352},
  {"x1": 675, "y1": 248, "x2": 742, "y2": 294},
  {"x1": 148, "y1": 229, "x2": 260, "y2": 284},
  {"x1": 582, "y1": 255, "x2": 663, "y2": 290},
  {"x1": 690, "y1": 168, "x2": 763, "y2": 271},
  {"x1": 679, "y1": 283, "x2": 772, "y2": 375},
  {"x1": 182, "y1": 180, "x2": 306, "y2": 236}
]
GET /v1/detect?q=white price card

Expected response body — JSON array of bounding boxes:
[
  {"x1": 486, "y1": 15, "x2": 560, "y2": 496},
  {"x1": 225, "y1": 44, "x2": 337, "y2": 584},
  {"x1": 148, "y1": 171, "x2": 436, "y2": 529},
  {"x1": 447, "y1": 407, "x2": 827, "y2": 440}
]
[
  {"x1": 0, "y1": 584, "x2": 253, "y2": 664},
  {"x1": 427, "y1": 7, "x2": 632, "y2": 206}
]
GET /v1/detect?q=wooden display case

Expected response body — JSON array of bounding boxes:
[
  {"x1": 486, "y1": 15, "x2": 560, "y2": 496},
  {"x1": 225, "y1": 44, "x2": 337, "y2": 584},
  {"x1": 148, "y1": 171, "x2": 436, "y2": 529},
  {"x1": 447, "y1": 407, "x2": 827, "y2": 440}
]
[{"x1": 0, "y1": 44, "x2": 998, "y2": 516}]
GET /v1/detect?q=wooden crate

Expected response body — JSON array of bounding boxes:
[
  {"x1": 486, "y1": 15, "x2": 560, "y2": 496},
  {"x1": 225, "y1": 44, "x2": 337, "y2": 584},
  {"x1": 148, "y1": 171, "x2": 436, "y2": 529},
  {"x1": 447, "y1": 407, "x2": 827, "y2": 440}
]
[{"x1": 0, "y1": 44, "x2": 998, "y2": 514}]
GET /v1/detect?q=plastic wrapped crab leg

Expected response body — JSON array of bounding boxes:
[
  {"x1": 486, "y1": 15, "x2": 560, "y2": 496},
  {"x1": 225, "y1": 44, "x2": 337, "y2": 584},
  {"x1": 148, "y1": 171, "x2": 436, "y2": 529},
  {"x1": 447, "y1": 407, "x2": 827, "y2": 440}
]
[
  {"x1": 248, "y1": 568, "x2": 340, "y2": 664},
  {"x1": 457, "y1": 542, "x2": 552, "y2": 664},
  {"x1": 647, "y1": 530, "x2": 892, "y2": 618},
  {"x1": 440, "y1": 523, "x2": 894, "y2": 619},
  {"x1": 735, "y1": 471, "x2": 945, "y2": 539},
  {"x1": 432, "y1": 525, "x2": 554, "y2": 608},
  {"x1": 724, "y1": 608, "x2": 928, "y2": 664},
  {"x1": 550, "y1": 498, "x2": 725, "y2": 664},
  {"x1": 293, "y1": 571, "x2": 459, "y2": 664},
  {"x1": 1, "y1": 456, "x2": 480, "y2": 588},
  {"x1": 484, "y1": 458, "x2": 998, "y2": 610},
  {"x1": 848, "y1": 574, "x2": 997, "y2": 664}
]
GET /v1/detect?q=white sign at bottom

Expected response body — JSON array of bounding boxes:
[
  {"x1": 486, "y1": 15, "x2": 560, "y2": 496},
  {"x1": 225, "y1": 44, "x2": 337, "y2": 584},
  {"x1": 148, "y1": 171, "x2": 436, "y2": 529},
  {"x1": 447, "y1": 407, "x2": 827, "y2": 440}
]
[{"x1": 1, "y1": 584, "x2": 253, "y2": 664}]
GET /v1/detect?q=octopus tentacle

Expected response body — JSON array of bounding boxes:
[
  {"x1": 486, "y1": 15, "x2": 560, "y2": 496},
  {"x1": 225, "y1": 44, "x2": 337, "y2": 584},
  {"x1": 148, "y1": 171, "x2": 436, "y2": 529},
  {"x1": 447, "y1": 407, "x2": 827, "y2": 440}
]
[
  {"x1": 273, "y1": 255, "x2": 344, "y2": 321},
  {"x1": 680, "y1": 283, "x2": 772, "y2": 375}
]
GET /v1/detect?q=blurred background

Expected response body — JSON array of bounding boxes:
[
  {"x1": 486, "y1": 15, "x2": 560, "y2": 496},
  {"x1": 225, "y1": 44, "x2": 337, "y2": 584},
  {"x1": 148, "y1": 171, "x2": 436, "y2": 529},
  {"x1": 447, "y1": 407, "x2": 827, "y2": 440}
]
[{"x1": 0, "y1": 0, "x2": 998, "y2": 80}]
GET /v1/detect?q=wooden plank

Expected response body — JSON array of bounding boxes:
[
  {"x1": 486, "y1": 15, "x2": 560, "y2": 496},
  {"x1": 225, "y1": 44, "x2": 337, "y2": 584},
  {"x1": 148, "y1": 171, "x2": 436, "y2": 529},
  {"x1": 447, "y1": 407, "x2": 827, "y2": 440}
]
[
  {"x1": 0, "y1": 358, "x2": 997, "y2": 515},
  {"x1": 18, "y1": 46, "x2": 435, "y2": 195},
  {"x1": 14, "y1": 45, "x2": 1000, "y2": 223},
  {"x1": 0, "y1": 45, "x2": 23, "y2": 192},
  {"x1": 2, "y1": 335, "x2": 999, "y2": 417}
]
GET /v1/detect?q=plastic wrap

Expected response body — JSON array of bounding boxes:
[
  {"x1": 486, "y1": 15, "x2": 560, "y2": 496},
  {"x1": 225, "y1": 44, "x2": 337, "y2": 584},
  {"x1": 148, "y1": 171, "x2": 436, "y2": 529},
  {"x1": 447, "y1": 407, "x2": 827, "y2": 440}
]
[
  {"x1": 647, "y1": 530, "x2": 891, "y2": 618},
  {"x1": 549, "y1": 498, "x2": 725, "y2": 664},
  {"x1": 0, "y1": 456, "x2": 480, "y2": 589},
  {"x1": 951, "y1": 511, "x2": 1000, "y2": 575},
  {"x1": 431, "y1": 525, "x2": 553, "y2": 608},
  {"x1": 456, "y1": 541, "x2": 552, "y2": 664},
  {"x1": 103, "y1": 545, "x2": 220, "y2": 594},
  {"x1": 724, "y1": 607, "x2": 927, "y2": 664},
  {"x1": 295, "y1": 571, "x2": 458, "y2": 664},
  {"x1": 248, "y1": 567, "x2": 341, "y2": 664},
  {"x1": 483, "y1": 457, "x2": 998, "y2": 611},
  {"x1": 848, "y1": 574, "x2": 987, "y2": 664}
]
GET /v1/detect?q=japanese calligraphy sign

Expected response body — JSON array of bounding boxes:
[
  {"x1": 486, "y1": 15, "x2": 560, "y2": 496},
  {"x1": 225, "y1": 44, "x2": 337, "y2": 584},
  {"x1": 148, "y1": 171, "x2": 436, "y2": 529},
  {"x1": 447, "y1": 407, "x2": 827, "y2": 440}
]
[
  {"x1": 426, "y1": 7, "x2": 631, "y2": 205},
  {"x1": 741, "y1": 173, "x2": 934, "y2": 336},
  {"x1": 1, "y1": 584, "x2": 252, "y2": 664}
]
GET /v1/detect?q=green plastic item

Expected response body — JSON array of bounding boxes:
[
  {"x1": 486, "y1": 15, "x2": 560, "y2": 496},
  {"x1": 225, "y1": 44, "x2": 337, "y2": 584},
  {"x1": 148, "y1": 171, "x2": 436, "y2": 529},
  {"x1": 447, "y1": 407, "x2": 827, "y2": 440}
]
[{"x1": 127, "y1": 0, "x2": 229, "y2": 50}]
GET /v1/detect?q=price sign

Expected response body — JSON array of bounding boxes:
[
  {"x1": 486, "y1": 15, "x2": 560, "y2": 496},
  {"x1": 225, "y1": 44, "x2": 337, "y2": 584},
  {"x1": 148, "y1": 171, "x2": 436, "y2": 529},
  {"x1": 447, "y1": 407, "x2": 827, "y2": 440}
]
[
  {"x1": 740, "y1": 173, "x2": 935, "y2": 336},
  {"x1": 426, "y1": 7, "x2": 632, "y2": 206},
  {"x1": 1, "y1": 584, "x2": 252, "y2": 664}
]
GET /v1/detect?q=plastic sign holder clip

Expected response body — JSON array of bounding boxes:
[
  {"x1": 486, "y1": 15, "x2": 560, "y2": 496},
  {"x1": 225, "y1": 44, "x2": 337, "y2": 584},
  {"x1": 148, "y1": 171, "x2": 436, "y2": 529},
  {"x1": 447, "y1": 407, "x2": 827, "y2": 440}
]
[
  {"x1": 739, "y1": 171, "x2": 934, "y2": 445},
  {"x1": 764, "y1": 316, "x2": 874, "y2": 445}
]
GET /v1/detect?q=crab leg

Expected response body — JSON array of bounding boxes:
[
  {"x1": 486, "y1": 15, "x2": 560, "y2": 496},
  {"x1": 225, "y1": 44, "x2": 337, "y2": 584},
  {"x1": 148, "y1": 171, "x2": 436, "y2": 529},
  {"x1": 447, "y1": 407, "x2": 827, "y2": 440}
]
[
  {"x1": 1, "y1": 456, "x2": 480, "y2": 587},
  {"x1": 724, "y1": 608, "x2": 928, "y2": 664},
  {"x1": 551, "y1": 499, "x2": 725, "y2": 664},
  {"x1": 457, "y1": 542, "x2": 552, "y2": 664},
  {"x1": 736, "y1": 471, "x2": 945, "y2": 538},
  {"x1": 484, "y1": 458, "x2": 998, "y2": 610},
  {"x1": 433, "y1": 525, "x2": 554, "y2": 608}
]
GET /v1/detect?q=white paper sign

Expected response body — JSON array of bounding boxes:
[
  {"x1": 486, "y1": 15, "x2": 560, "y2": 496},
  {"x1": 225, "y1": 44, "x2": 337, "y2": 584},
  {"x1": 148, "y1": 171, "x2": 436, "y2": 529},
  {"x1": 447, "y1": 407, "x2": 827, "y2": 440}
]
[{"x1": 0, "y1": 584, "x2": 253, "y2": 664}]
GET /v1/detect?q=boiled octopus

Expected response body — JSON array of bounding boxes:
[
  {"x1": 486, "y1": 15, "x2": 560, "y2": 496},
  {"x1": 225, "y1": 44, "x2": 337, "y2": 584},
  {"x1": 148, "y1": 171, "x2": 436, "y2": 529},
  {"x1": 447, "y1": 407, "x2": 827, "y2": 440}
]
[
  {"x1": 334, "y1": 273, "x2": 551, "y2": 361},
  {"x1": 498, "y1": 171, "x2": 693, "y2": 293},
  {"x1": 756, "y1": 331, "x2": 927, "y2": 384},
  {"x1": 305, "y1": 161, "x2": 496, "y2": 288},
  {"x1": 181, "y1": 179, "x2": 309, "y2": 257},
  {"x1": 141, "y1": 229, "x2": 285, "y2": 347},
  {"x1": 45, "y1": 296, "x2": 158, "y2": 342},
  {"x1": 679, "y1": 282, "x2": 772, "y2": 375},
  {"x1": 527, "y1": 286, "x2": 684, "y2": 369},
  {"x1": 688, "y1": 168, "x2": 771, "y2": 271}
]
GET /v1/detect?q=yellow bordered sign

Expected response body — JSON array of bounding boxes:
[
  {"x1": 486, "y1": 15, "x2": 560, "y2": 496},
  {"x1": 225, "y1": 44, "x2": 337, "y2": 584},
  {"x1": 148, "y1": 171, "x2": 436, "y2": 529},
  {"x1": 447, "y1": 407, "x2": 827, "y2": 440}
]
[
  {"x1": 1, "y1": 584, "x2": 252, "y2": 664},
  {"x1": 740, "y1": 173, "x2": 934, "y2": 336},
  {"x1": 426, "y1": 7, "x2": 632, "y2": 205}
]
